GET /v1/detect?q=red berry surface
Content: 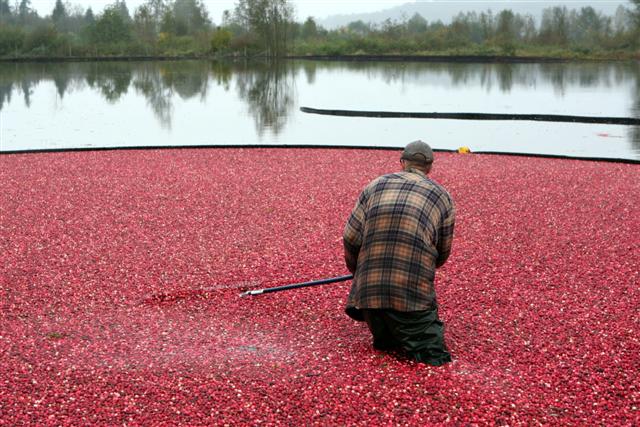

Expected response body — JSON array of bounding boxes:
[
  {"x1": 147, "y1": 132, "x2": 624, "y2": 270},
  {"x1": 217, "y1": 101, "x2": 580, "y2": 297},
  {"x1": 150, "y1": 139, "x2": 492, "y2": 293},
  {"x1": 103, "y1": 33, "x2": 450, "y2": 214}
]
[{"x1": 1, "y1": 148, "x2": 638, "y2": 425}]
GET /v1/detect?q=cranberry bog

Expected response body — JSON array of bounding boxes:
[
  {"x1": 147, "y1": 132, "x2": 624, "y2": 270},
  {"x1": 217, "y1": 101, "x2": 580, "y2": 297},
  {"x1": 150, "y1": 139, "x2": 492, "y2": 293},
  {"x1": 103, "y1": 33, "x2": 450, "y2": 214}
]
[{"x1": 1, "y1": 148, "x2": 638, "y2": 425}]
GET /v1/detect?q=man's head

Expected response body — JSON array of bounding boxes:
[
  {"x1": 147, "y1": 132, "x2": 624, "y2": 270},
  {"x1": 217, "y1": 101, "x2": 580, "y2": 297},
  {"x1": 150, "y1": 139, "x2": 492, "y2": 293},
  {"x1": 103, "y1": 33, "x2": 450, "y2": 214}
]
[{"x1": 400, "y1": 140, "x2": 433, "y2": 174}]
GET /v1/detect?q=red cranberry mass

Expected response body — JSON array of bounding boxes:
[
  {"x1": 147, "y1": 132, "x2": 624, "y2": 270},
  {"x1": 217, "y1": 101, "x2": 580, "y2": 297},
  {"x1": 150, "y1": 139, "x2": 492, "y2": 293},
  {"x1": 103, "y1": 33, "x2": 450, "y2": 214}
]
[{"x1": 1, "y1": 148, "x2": 638, "y2": 425}]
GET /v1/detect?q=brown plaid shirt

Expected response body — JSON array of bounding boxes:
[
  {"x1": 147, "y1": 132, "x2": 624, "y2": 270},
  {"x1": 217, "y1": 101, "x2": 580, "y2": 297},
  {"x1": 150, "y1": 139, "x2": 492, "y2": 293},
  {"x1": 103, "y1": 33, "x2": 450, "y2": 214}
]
[{"x1": 344, "y1": 168, "x2": 455, "y2": 312}]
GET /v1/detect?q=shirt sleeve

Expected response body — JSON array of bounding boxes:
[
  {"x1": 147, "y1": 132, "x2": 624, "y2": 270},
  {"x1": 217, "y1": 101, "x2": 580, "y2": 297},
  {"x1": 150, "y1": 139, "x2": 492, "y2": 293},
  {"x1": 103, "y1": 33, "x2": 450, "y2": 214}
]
[
  {"x1": 343, "y1": 187, "x2": 368, "y2": 252},
  {"x1": 436, "y1": 194, "x2": 455, "y2": 267}
]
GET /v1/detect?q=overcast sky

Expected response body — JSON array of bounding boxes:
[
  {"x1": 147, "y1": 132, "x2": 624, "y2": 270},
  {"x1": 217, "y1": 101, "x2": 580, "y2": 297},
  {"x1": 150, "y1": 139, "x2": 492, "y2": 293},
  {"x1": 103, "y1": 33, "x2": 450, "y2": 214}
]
[{"x1": 28, "y1": 0, "x2": 413, "y2": 22}]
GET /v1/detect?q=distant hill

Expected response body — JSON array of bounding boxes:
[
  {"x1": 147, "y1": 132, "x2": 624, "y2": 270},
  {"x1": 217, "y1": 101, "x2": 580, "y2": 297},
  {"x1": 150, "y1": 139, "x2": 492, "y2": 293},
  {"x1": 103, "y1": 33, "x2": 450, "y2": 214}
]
[{"x1": 318, "y1": 1, "x2": 629, "y2": 29}]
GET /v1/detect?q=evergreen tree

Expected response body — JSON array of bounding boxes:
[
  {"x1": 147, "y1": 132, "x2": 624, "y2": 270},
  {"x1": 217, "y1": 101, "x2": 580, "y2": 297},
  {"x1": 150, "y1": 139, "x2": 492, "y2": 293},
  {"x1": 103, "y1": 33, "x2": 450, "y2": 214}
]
[
  {"x1": 301, "y1": 17, "x2": 318, "y2": 39},
  {"x1": 51, "y1": 0, "x2": 67, "y2": 29},
  {"x1": 144, "y1": 0, "x2": 167, "y2": 33},
  {"x1": 91, "y1": 4, "x2": 132, "y2": 44},
  {"x1": 406, "y1": 13, "x2": 427, "y2": 34},
  {"x1": 495, "y1": 9, "x2": 516, "y2": 42},
  {"x1": 114, "y1": 0, "x2": 131, "y2": 22},
  {"x1": 173, "y1": 0, "x2": 210, "y2": 36},
  {"x1": 0, "y1": 0, "x2": 12, "y2": 23},
  {"x1": 160, "y1": 9, "x2": 177, "y2": 34},
  {"x1": 84, "y1": 7, "x2": 95, "y2": 25},
  {"x1": 18, "y1": 0, "x2": 32, "y2": 24},
  {"x1": 347, "y1": 20, "x2": 370, "y2": 36}
]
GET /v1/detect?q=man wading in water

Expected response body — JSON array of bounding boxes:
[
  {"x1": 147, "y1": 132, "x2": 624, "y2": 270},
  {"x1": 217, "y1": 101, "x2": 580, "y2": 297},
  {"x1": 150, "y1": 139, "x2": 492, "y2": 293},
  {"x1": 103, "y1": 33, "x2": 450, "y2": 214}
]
[{"x1": 343, "y1": 140, "x2": 455, "y2": 366}]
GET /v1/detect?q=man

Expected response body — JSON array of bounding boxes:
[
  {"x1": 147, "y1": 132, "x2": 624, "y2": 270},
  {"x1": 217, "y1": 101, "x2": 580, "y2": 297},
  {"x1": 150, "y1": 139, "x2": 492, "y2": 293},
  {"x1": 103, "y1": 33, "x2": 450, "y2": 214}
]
[{"x1": 343, "y1": 140, "x2": 455, "y2": 366}]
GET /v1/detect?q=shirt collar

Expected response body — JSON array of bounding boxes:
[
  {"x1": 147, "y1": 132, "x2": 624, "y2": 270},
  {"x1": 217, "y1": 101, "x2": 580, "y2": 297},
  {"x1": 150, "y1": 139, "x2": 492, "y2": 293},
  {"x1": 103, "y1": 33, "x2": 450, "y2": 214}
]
[{"x1": 405, "y1": 167, "x2": 427, "y2": 178}]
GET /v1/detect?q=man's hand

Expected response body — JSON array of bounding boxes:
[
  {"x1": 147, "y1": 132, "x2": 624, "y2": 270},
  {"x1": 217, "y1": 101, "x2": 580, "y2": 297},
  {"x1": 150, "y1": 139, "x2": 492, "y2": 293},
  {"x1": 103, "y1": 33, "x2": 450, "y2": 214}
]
[{"x1": 343, "y1": 240, "x2": 359, "y2": 274}]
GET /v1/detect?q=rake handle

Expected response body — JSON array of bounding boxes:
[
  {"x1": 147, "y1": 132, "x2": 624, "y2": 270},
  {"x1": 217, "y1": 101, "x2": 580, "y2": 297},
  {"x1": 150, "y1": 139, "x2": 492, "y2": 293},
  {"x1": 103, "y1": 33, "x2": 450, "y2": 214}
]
[{"x1": 239, "y1": 274, "x2": 353, "y2": 297}]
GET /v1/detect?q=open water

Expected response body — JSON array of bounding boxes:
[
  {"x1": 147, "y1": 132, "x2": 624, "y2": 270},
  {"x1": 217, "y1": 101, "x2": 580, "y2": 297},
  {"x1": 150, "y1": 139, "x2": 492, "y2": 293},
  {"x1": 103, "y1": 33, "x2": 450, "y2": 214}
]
[{"x1": 1, "y1": 59, "x2": 638, "y2": 159}]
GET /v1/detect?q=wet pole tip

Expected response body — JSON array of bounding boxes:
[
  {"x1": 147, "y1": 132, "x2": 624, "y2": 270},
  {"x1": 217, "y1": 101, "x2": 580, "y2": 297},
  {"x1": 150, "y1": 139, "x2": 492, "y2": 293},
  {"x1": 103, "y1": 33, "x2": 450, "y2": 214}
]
[{"x1": 238, "y1": 289, "x2": 264, "y2": 298}]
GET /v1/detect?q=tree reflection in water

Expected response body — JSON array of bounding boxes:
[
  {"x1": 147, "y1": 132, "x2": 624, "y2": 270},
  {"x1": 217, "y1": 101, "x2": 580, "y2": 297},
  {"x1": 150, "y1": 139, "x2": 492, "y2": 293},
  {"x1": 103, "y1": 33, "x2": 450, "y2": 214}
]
[
  {"x1": 0, "y1": 60, "x2": 296, "y2": 135},
  {"x1": 133, "y1": 63, "x2": 174, "y2": 129},
  {"x1": 0, "y1": 63, "x2": 38, "y2": 108},
  {"x1": 162, "y1": 62, "x2": 210, "y2": 101},
  {"x1": 133, "y1": 61, "x2": 216, "y2": 129},
  {"x1": 302, "y1": 61, "x2": 317, "y2": 85},
  {"x1": 85, "y1": 63, "x2": 133, "y2": 103},
  {"x1": 128, "y1": 60, "x2": 295, "y2": 134},
  {"x1": 211, "y1": 62, "x2": 233, "y2": 91},
  {"x1": 234, "y1": 60, "x2": 296, "y2": 136},
  {"x1": 0, "y1": 60, "x2": 637, "y2": 153},
  {"x1": 630, "y1": 72, "x2": 640, "y2": 153},
  {"x1": 0, "y1": 66, "x2": 15, "y2": 109}
]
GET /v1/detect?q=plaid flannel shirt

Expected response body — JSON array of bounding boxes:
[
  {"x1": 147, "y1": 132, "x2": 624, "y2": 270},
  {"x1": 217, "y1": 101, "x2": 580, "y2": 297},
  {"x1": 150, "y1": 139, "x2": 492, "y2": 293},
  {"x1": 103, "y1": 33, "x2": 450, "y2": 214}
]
[{"x1": 344, "y1": 168, "x2": 455, "y2": 312}]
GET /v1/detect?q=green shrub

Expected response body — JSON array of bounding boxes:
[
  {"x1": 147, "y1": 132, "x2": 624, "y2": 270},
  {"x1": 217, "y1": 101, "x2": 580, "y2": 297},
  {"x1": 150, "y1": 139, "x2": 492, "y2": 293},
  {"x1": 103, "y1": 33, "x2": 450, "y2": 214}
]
[
  {"x1": 23, "y1": 25, "x2": 59, "y2": 55},
  {"x1": 0, "y1": 26, "x2": 25, "y2": 57},
  {"x1": 211, "y1": 28, "x2": 232, "y2": 53},
  {"x1": 158, "y1": 33, "x2": 197, "y2": 56}
]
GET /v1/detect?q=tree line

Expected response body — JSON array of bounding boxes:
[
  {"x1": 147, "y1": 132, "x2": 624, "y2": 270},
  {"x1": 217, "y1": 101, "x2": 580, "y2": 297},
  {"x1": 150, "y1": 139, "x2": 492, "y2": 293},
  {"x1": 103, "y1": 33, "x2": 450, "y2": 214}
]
[
  {"x1": 0, "y1": 0, "x2": 638, "y2": 59},
  {"x1": 293, "y1": 3, "x2": 639, "y2": 57}
]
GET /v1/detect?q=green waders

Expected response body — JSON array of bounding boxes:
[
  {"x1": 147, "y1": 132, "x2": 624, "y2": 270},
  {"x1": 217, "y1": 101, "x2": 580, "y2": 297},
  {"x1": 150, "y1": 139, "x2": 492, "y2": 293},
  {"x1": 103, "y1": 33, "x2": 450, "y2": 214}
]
[{"x1": 361, "y1": 304, "x2": 452, "y2": 367}]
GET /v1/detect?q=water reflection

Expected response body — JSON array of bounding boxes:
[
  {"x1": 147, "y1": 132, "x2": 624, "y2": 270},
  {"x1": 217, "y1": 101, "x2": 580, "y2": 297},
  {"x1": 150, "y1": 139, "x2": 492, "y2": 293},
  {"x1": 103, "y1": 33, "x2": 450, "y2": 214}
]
[
  {"x1": 302, "y1": 61, "x2": 317, "y2": 85},
  {"x1": 631, "y1": 79, "x2": 640, "y2": 152},
  {"x1": 87, "y1": 63, "x2": 133, "y2": 103},
  {"x1": 235, "y1": 61, "x2": 296, "y2": 135},
  {"x1": 0, "y1": 61, "x2": 294, "y2": 133},
  {"x1": 211, "y1": 62, "x2": 233, "y2": 90},
  {"x1": 0, "y1": 60, "x2": 638, "y2": 155},
  {"x1": 0, "y1": 63, "x2": 40, "y2": 108},
  {"x1": 133, "y1": 63, "x2": 174, "y2": 128},
  {"x1": 299, "y1": 60, "x2": 638, "y2": 96}
]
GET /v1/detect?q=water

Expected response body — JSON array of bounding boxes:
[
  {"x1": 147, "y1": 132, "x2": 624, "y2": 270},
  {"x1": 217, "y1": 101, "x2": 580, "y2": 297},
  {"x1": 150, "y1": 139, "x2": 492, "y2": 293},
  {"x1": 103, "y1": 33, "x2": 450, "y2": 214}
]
[{"x1": 1, "y1": 60, "x2": 638, "y2": 159}]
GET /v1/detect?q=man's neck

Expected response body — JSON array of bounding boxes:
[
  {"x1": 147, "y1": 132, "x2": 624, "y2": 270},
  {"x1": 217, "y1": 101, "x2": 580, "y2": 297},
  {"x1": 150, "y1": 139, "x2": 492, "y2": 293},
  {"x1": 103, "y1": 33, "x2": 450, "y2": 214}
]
[{"x1": 404, "y1": 167, "x2": 427, "y2": 176}]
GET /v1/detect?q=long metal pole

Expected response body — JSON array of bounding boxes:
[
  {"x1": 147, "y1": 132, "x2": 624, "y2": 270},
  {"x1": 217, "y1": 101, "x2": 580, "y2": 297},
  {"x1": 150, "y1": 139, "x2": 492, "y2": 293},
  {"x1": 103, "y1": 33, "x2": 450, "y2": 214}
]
[{"x1": 239, "y1": 274, "x2": 353, "y2": 297}]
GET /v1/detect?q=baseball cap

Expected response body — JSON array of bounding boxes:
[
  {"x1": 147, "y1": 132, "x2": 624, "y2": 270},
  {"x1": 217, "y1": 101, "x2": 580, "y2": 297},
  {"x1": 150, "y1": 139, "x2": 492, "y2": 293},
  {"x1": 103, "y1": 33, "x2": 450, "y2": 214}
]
[{"x1": 401, "y1": 140, "x2": 434, "y2": 164}]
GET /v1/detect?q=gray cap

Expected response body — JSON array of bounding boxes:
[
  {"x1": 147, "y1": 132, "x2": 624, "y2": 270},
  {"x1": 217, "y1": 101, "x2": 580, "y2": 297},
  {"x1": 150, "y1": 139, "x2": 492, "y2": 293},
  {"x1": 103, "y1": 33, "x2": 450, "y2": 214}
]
[{"x1": 401, "y1": 140, "x2": 433, "y2": 164}]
